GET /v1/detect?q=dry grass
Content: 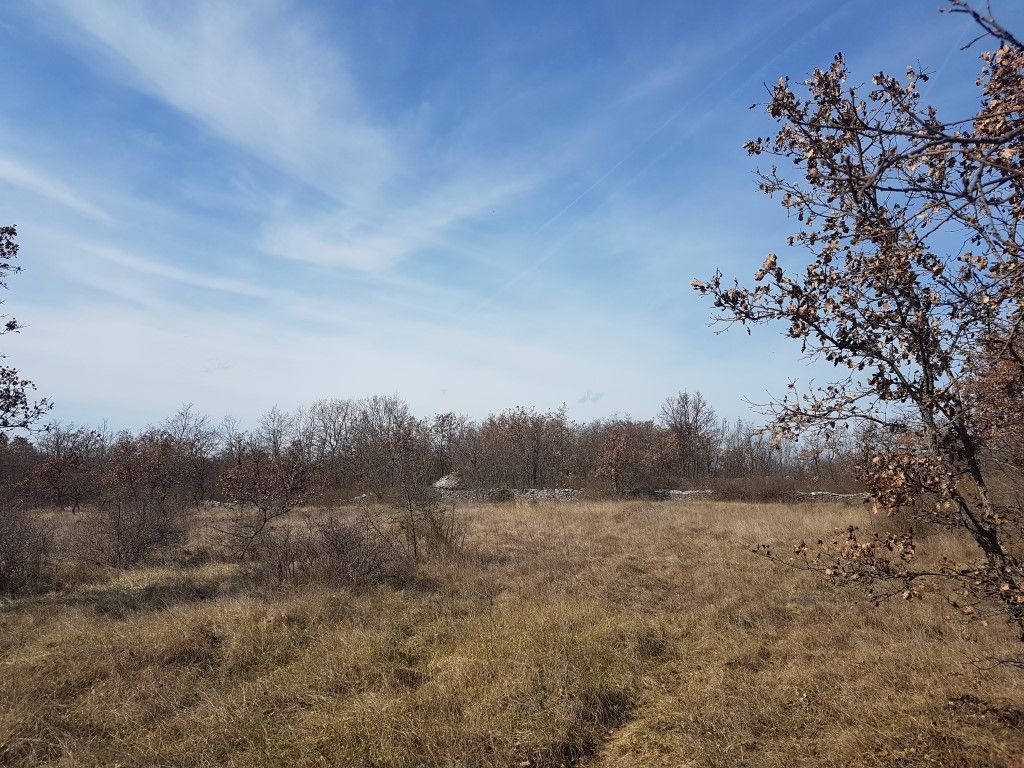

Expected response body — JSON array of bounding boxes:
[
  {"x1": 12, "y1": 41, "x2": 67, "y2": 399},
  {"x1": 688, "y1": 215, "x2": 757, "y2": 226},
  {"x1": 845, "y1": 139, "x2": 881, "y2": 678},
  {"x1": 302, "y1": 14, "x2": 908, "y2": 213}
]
[{"x1": 1, "y1": 499, "x2": 1022, "y2": 767}]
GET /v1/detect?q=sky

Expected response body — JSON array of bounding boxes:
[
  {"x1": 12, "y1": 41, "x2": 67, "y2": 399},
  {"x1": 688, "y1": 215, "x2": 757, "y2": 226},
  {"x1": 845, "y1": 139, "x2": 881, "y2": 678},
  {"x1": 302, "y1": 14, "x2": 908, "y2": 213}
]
[{"x1": 1, "y1": 0, "x2": 1022, "y2": 429}]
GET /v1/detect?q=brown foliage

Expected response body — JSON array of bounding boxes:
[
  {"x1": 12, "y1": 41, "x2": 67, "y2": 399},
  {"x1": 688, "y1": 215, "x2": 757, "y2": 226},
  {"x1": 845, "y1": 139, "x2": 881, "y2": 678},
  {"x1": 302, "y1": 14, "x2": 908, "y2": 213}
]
[
  {"x1": 78, "y1": 431, "x2": 192, "y2": 567},
  {"x1": 596, "y1": 420, "x2": 677, "y2": 493},
  {"x1": 694, "y1": 4, "x2": 1024, "y2": 637}
]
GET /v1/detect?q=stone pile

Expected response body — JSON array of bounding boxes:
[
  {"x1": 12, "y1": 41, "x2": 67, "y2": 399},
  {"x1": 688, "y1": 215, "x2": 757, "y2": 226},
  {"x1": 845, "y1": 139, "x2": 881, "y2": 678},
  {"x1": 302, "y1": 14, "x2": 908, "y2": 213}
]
[
  {"x1": 628, "y1": 489, "x2": 715, "y2": 500},
  {"x1": 795, "y1": 491, "x2": 869, "y2": 501},
  {"x1": 656, "y1": 489, "x2": 714, "y2": 500},
  {"x1": 436, "y1": 487, "x2": 583, "y2": 502},
  {"x1": 511, "y1": 488, "x2": 583, "y2": 501}
]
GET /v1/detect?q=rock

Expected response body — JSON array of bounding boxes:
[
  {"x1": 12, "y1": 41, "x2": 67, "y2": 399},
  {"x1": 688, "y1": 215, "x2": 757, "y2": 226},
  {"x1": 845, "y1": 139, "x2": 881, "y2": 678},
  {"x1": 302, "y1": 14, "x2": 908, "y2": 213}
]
[
  {"x1": 629, "y1": 489, "x2": 715, "y2": 500},
  {"x1": 433, "y1": 473, "x2": 462, "y2": 490},
  {"x1": 795, "y1": 491, "x2": 869, "y2": 501},
  {"x1": 662, "y1": 489, "x2": 714, "y2": 499},
  {"x1": 511, "y1": 488, "x2": 582, "y2": 501},
  {"x1": 199, "y1": 499, "x2": 236, "y2": 509},
  {"x1": 437, "y1": 487, "x2": 582, "y2": 502}
]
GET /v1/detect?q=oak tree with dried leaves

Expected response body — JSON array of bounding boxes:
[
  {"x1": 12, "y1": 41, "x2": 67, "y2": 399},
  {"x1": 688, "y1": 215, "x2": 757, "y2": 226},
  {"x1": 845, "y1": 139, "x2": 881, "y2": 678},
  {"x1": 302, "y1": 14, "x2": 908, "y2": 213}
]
[
  {"x1": 596, "y1": 420, "x2": 677, "y2": 494},
  {"x1": 692, "y1": 2, "x2": 1024, "y2": 642}
]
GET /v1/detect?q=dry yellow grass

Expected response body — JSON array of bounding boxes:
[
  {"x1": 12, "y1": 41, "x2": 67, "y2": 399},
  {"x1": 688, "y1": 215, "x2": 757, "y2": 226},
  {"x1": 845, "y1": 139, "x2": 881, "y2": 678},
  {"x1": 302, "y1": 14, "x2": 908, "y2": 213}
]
[{"x1": 1, "y1": 499, "x2": 1022, "y2": 767}]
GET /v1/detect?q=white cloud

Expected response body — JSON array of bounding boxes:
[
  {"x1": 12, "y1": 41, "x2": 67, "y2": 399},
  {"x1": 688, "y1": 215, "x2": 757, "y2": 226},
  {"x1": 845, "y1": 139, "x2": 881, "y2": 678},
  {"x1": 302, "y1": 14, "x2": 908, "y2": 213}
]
[
  {"x1": 46, "y1": 0, "x2": 545, "y2": 273},
  {"x1": 49, "y1": 0, "x2": 394, "y2": 205},
  {"x1": 81, "y1": 242, "x2": 271, "y2": 299},
  {"x1": 0, "y1": 155, "x2": 111, "y2": 222},
  {"x1": 259, "y1": 174, "x2": 538, "y2": 269}
]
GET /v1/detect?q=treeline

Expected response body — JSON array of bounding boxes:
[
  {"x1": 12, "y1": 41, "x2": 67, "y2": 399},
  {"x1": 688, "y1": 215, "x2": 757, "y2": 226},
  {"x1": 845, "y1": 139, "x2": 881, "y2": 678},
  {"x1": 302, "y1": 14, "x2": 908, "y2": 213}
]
[
  {"x1": 3, "y1": 391, "x2": 861, "y2": 512},
  {"x1": 0, "y1": 391, "x2": 868, "y2": 594}
]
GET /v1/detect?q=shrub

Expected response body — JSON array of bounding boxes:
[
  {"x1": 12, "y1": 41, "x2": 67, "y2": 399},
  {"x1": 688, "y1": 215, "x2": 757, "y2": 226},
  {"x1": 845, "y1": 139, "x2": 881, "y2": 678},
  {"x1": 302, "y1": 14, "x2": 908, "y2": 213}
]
[
  {"x1": 250, "y1": 512, "x2": 413, "y2": 588},
  {"x1": 388, "y1": 495, "x2": 465, "y2": 561},
  {"x1": 0, "y1": 507, "x2": 51, "y2": 594},
  {"x1": 72, "y1": 431, "x2": 194, "y2": 568},
  {"x1": 74, "y1": 502, "x2": 189, "y2": 568}
]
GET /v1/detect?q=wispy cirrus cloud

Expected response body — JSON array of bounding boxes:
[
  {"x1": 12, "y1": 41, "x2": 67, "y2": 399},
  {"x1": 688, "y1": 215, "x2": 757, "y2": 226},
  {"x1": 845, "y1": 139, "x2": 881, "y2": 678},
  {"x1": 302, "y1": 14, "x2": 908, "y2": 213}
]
[
  {"x1": 45, "y1": 0, "x2": 542, "y2": 273},
  {"x1": 48, "y1": 0, "x2": 395, "y2": 205},
  {"x1": 79, "y1": 242, "x2": 271, "y2": 300},
  {"x1": 259, "y1": 172, "x2": 540, "y2": 270},
  {"x1": 0, "y1": 155, "x2": 111, "y2": 222}
]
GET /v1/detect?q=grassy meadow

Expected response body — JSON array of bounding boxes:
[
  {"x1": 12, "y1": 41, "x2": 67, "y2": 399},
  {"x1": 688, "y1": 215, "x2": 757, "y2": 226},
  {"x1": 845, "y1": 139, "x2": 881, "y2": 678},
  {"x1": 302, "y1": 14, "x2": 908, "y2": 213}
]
[{"x1": 2, "y1": 499, "x2": 1023, "y2": 767}]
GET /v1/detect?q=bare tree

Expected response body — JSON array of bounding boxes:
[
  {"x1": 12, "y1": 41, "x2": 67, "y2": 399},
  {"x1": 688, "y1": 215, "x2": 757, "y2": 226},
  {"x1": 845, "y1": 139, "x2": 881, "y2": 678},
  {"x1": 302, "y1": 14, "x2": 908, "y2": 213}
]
[
  {"x1": 301, "y1": 398, "x2": 359, "y2": 493},
  {"x1": 347, "y1": 397, "x2": 459, "y2": 560},
  {"x1": 469, "y1": 406, "x2": 572, "y2": 489},
  {"x1": 430, "y1": 411, "x2": 473, "y2": 480},
  {"x1": 162, "y1": 404, "x2": 219, "y2": 508},
  {"x1": 28, "y1": 423, "x2": 104, "y2": 511},
  {"x1": 659, "y1": 391, "x2": 718, "y2": 480},
  {"x1": 83, "y1": 430, "x2": 191, "y2": 567}
]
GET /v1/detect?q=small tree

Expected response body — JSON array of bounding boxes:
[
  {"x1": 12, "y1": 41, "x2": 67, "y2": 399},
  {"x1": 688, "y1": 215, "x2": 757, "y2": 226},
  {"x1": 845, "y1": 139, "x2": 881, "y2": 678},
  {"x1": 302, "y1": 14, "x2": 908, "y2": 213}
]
[
  {"x1": 355, "y1": 404, "x2": 461, "y2": 561},
  {"x1": 658, "y1": 391, "x2": 718, "y2": 480},
  {"x1": 29, "y1": 424, "x2": 104, "y2": 510},
  {"x1": 81, "y1": 430, "x2": 191, "y2": 568},
  {"x1": 162, "y1": 404, "x2": 219, "y2": 508},
  {"x1": 692, "y1": 3, "x2": 1024, "y2": 637},
  {"x1": 596, "y1": 420, "x2": 677, "y2": 494},
  {"x1": 219, "y1": 436, "x2": 311, "y2": 556}
]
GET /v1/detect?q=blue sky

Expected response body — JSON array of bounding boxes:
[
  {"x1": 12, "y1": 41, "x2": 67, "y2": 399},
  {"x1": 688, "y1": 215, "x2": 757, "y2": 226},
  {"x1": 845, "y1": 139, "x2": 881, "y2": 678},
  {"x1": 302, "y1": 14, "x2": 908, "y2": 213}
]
[{"x1": 2, "y1": 0, "x2": 1021, "y2": 427}]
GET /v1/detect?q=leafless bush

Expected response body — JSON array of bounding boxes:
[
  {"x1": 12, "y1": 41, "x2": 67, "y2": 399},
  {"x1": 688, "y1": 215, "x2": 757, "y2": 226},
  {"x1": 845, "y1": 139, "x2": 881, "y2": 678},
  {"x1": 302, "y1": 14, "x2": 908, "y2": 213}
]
[
  {"x1": 249, "y1": 512, "x2": 413, "y2": 587},
  {"x1": 74, "y1": 503, "x2": 188, "y2": 568},
  {"x1": 0, "y1": 507, "x2": 51, "y2": 594},
  {"x1": 393, "y1": 497, "x2": 465, "y2": 560}
]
